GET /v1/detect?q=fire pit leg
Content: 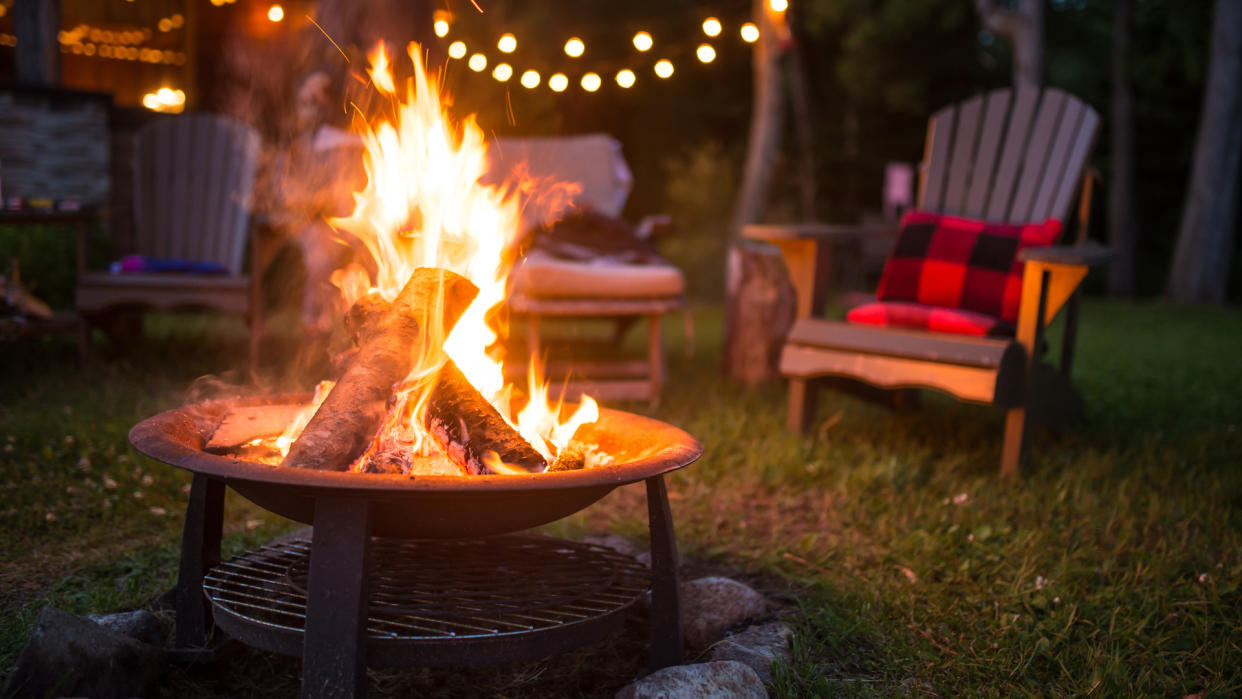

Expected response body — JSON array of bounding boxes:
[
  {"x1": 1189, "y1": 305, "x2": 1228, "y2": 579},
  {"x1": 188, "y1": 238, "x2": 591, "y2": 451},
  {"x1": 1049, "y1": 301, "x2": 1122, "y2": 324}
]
[
  {"x1": 174, "y1": 473, "x2": 225, "y2": 651},
  {"x1": 302, "y1": 497, "x2": 373, "y2": 699},
  {"x1": 645, "y1": 474, "x2": 683, "y2": 669}
]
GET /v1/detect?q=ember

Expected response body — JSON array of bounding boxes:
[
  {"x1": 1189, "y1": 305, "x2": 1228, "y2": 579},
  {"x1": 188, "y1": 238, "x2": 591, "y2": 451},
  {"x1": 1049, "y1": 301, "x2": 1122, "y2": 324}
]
[{"x1": 245, "y1": 42, "x2": 603, "y2": 475}]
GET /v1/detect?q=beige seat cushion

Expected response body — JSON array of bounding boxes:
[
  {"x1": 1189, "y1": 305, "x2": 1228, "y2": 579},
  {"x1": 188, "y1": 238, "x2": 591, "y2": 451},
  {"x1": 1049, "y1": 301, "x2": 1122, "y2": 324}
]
[{"x1": 509, "y1": 251, "x2": 684, "y2": 299}]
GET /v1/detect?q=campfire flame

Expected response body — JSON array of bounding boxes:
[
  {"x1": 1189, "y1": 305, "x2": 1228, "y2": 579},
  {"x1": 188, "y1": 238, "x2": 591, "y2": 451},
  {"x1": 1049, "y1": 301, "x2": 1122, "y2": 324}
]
[{"x1": 293, "y1": 42, "x2": 596, "y2": 472}]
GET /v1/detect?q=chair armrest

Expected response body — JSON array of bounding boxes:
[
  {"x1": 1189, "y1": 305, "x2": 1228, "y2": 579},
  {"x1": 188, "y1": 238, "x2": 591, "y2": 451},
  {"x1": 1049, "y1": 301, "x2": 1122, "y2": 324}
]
[
  {"x1": 1018, "y1": 241, "x2": 1116, "y2": 267},
  {"x1": 741, "y1": 222, "x2": 882, "y2": 319},
  {"x1": 635, "y1": 214, "x2": 672, "y2": 240}
]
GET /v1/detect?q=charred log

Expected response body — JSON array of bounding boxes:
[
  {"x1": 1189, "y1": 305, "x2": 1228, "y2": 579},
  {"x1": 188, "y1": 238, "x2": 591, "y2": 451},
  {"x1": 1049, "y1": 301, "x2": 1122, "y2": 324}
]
[
  {"x1": 424, "y1": 360, "x2": 547, "y2": 475},
  {"x1": 281, "y1": 268, "x2": 478, "y2": 471},
  {"x1": 547, "y1": 441, "x2": 586, "y2": 472}
]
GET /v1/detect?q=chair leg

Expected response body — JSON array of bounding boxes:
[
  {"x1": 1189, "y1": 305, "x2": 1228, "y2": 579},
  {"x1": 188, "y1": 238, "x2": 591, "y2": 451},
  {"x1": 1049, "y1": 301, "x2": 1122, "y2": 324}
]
[
  {"x1": 647, "y1": 314, "x2": 664, "y2": 408},
  {"x1": 787, "y1": 379, "x2": 819, "y2": 433},
  {"x1": 1001, "y1": 406, "x2": 1027, "y2": 478}
]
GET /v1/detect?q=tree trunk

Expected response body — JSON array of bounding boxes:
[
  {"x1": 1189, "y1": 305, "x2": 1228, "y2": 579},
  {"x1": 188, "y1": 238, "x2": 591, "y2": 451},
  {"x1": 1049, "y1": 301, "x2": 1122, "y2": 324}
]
[
  {"x1": 725, "y1": 0, "x2": 791, "y2": 380},
  {"x1": 1167, "y1": 0, "x2": 1242, "y2": 303},
  {"x1": 787, "y1": 39, "x2": 818, "y2": 221},
  {"x1": 728, "y1": 0, "x2": 787, "y2": 240},
  {"x1": 13, "y1": 0, "x2": 59, "y2": 85},
  {"x1": 1108, "y1": 0, "x2": 1135, "y2": 295},
  {"x1": 975, "y1": 0, "x2": 1043, "y2": 89}
]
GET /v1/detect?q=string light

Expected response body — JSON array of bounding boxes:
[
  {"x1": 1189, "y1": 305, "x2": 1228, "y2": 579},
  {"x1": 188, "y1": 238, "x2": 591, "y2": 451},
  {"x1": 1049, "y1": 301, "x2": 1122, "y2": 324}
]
[
  {"x1": 492, "y1": 63, "x2": 513, "y2": 81},
  {"x1": 266, "y1": 5, "x2": 284, "y2": 23},
  {"x1": 497, "y1": 33, "x2": 516, "y2": 53},
  {"x1": 702, "y1": 18, "x2": 722, "y2": 37},
  {"x1": 580, "y1": 72, "x2": 601, "y2": 92},
  {"x1": 448, "y1": 41, "x2": 467, "y2": 59},
  {"x1": 141, "y1": 87, "x2": 185, "y2": 113},
  {"x1": 696, "y1": 44, "x2": 716, "y2": 63},
  {"x1": 468, "y1": 53, "x2": 487, "y2": 71},
  {"x1": 769, "y1": 0, "x2": 788, "y2": 11},
  {"x1": 520, "y1": 69, "x2": 540, "y2": 88},
  {"x1": 654, "y1": 59, "x2": 674, "y2": 78},
  {"x1": 549, "y1": 73, "x2": 569, "y2": 92},
  {"x1": 615, "y1": 69, "x2": 636, "y2": 88},
  {"x1": 434, "y1": 19, "x2": 450, "y2": 38},
  {"x1": 632, "y1": 31, "x2": 653, "y2": 52},
  {"x1": 564, "y1": 37, "x2": 585, "y2": 58},
  {"x1": 740, "y1": 23, "x2": 760, "y2": 42}
]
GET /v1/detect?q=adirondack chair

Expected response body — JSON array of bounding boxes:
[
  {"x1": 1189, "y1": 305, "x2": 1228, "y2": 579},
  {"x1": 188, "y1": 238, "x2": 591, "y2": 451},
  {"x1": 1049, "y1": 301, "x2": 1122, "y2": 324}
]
[
  {"x1": 489, "y1": 134, "x2": 688, "y2": 405},
  {"x1": 75, "y1": 113, "x2": 268, "y2": 373},
  {"x1": 745, "y1": 87, "x2": 1112, "y2": 476}
]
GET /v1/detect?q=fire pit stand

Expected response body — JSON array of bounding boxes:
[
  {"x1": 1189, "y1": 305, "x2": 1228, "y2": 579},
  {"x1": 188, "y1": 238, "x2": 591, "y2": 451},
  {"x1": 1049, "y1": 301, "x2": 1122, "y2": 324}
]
[{"x1": 163, "y1": 461, "x2": 686, "y2": 697}]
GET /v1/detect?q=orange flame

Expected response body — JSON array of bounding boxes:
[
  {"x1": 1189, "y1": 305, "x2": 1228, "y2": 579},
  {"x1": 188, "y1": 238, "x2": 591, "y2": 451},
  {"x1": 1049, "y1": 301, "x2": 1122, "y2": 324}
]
[{"x1": 327, "y1": 41, "x2": 597, "y2": 472}]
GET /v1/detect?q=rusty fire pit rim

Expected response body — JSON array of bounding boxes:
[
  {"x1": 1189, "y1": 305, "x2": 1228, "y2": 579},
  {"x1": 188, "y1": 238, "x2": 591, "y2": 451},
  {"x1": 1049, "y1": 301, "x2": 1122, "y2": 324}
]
[{"x1": 128, "y1": 393, "x2": 702, "y2": 493}]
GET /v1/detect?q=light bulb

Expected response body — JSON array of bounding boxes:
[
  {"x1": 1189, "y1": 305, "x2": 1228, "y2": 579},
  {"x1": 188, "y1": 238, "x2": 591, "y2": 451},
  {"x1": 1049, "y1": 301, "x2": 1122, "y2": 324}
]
[
  {"x1": 492, "y1": 63, "x2": 512, "y2": 81},
  {"x1": 581, "y1": 72, "x2": 601, "y2": 92},
  {"x1": 702, "y1": 18, "x2": 722, "y2": 37},
  {"x1": 696, "y1": 44, "x2": 716, "y2": 63},
  {"x1": 468, "y1": 53, "x2": 487, "y2": 71},
  {"x1": 520, "y1": 70, "x2": 540, "y2": 88},
  {"x1": 740, "y1": 23, "x2": 760, "y2": 43},
  {"x1": 564, "y1": 37, "x2": 585, "y2": 57},
  {"x1": 654, "y1": 59, "x2": 674, "y2": 78},
  {"x1": 632, "y1": 31, "x2": 653, "y2": 52},
  {"x1": 448, "y1": 41, "x2": 467, "y2": 59},
  {"x1": 497, "y1": 33, "x2": 516, "y2": 53},
  {"x1": 434, "y1": 20, "x2": 449, "y2": 38},
  {"x1": 549, "y1": 73, "x2": 569, "y2": 92}
]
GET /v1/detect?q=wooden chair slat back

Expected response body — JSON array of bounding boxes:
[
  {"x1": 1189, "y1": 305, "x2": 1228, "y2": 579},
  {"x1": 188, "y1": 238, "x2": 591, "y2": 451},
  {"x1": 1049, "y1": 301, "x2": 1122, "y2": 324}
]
[
  {"x1": 1023, "y1": 97, "x2": 1087, "y2": 221},
  {"x1": 1006, "y1": 89, "x2": 1069, "y2": 222},
  {"x1": 919, "y1": 87, "x2": 1099, "y2": 225},
  {"x1": 918, "y1": 104, "x2": 957, "y2": 210},
  {"x1": 981, "y1": 86, "x2": 1041, "y2": 221},
  {"x1": 1048, "y1": 108, "x2": 1101, "y2": 224},
  {"x1": 962, "y1": 90, "x2": 1014, "y2": 217},
  {"x1": 131, "y1": 114, "x2": 260, "y2": 275},
  {"x1": 941, "y1": 94, "x2": 985, "y2": 214}
]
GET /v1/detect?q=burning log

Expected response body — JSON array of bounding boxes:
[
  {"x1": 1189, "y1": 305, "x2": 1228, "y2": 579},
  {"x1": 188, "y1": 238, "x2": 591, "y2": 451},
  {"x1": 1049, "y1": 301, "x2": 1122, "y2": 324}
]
[
  {"x1": 424, "y1": 360, "x2": 547, "y2": 475},
  {"x1": 281, "y1": 268, "x2": 479, "y2": 471}
]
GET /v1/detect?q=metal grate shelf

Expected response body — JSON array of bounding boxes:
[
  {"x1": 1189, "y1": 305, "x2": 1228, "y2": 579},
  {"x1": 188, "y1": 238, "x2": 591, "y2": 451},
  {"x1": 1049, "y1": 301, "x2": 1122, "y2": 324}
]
[{"x1": 203, "y1": 534, "x2": 652, "y2": 665}]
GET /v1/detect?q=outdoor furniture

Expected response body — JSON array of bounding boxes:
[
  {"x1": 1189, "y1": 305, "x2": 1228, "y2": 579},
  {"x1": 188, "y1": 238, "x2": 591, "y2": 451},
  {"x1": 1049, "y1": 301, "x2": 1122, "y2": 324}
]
[
  {"x1": 490, "y1": 134, "x2": 689, "y2": 406},
  {"x1": 0, "y1": 210, "x2": 95, "y2": 361},
  {"x1": 748, "y1": 86, "x2": 1111, "y2": 476},
  {"x1": 75, "y1": 113, "x2": 270, "y2": 374}
]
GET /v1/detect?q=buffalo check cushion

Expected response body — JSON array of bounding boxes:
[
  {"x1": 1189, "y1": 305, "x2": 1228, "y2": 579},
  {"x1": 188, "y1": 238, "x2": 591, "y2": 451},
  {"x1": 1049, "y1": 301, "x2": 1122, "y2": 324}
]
[
  {"x1": 847, "y1": 210, "x2": 1062, "y2": 335},
  {"x1": 846, "y1": 301, "x2": 1013, "y2": 337}
]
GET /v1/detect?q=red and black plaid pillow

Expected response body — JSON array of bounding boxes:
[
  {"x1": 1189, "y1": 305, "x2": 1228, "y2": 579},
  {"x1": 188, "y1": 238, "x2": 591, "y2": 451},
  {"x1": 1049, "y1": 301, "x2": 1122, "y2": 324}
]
[{"x1": 873, "y1": 210, "x2": 1062, "y2": 323}]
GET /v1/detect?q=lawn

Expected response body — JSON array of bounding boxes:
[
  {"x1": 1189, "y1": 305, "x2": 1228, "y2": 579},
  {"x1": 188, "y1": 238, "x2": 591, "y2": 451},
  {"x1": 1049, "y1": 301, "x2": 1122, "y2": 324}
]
[{"x1": 1, "y1": 300, "x2": 1240, "y2": 696}]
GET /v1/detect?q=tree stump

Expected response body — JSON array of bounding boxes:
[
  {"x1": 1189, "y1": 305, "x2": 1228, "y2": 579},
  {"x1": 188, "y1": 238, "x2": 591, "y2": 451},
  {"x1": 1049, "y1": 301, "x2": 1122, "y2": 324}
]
[{"x1": 723, "y1": 244, "x2": 796, "y2": 385}]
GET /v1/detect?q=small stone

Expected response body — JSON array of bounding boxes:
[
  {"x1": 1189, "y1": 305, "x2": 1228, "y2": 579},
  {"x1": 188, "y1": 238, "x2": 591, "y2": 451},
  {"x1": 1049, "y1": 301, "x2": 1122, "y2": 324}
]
[
  {"x1": 615, "y1": 661, "x2": 766, "y2": 699},
  {"x1": 709, "y1": 621, "x2": 794, "y2": 683},
  {"x1": 2, "y1": 606, "x2": 162, "y2": 699},
  {"x1": 88, "y1": 609, "x2": 170, "y2": 648},
  {"x1": 680, "y1": 577, "x2": 768, "y2": 649}
]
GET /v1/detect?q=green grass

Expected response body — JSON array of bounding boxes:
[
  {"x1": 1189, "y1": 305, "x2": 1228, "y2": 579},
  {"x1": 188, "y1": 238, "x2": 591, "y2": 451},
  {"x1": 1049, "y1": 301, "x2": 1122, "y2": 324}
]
[{"x1": 1, "y1": 300, "x2": 1240, "y2": 696}]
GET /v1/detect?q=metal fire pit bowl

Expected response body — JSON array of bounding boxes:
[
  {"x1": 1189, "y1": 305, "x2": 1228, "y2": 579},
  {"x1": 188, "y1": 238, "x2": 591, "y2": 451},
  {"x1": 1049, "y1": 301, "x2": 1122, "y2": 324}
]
[{"x1": 130, "y1": 393, "x2": 702, "y2": 539}]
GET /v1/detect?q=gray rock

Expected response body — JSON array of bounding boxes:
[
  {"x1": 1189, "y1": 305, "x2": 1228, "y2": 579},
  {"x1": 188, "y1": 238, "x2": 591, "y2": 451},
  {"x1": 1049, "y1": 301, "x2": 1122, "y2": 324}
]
[
  {"x1": 616, "y1": 661, "x2": 766, "y2": 699},
  {"x1": 581, "y1": 533, "x2": 647, "y2": 561},
  {"x1": 88, "y1": 609, "x2": 170, "y2": 648},
  {"x1": 2, "y1": 606, "x2": 162, "y2": 699},
  {"x1": 681, "y1": 577, "x2": 768, "y2": 649},
  {"x1": 709, "y1": 622, "x2": 794, "y2": 683}
]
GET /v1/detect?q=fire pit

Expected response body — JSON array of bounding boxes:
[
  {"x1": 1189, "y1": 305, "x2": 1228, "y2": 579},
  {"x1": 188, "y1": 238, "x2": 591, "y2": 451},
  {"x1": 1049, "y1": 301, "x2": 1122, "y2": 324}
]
[{"x1": 130, "y1": 394, "x2": 701, "y2": 698}]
